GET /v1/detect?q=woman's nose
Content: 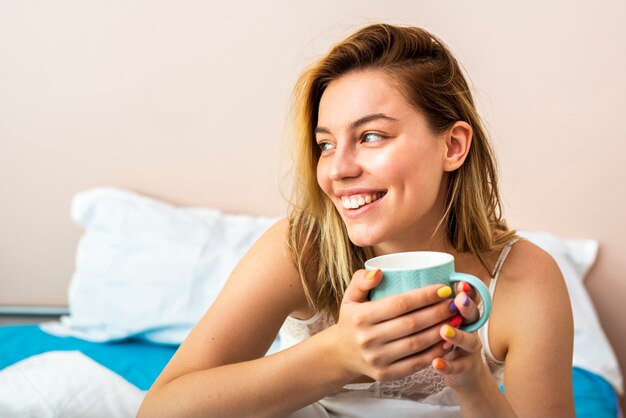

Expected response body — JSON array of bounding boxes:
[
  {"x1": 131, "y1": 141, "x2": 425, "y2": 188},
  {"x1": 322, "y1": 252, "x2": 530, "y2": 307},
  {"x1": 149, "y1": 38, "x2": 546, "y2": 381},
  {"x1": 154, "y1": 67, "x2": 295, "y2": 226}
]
[{"x1": 329, "y1": 145, "x2": 362, "y2": 180}]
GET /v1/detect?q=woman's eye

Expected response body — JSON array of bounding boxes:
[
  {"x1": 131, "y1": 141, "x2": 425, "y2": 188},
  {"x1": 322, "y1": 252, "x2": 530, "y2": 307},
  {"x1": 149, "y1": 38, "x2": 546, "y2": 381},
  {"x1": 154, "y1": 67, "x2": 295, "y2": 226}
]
[
  {"x1": 317, "y1": 141, "x2": 334, "y2": 152},
  {"x1": 362, "y1": 132, "x2": 384, "y2": 143}
]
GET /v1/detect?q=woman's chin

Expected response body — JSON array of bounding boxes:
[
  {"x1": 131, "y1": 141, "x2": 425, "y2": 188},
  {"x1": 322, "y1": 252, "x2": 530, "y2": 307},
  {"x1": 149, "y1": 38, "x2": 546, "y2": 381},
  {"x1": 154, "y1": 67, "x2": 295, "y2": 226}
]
[{"x1": 346, "y1": 230, "x2": 382, "y2": 248}]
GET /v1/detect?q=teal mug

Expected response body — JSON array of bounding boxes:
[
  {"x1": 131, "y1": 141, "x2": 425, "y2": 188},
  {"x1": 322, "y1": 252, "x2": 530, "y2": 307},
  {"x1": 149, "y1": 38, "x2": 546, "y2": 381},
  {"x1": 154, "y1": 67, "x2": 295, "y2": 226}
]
[{"x1": 365, "y1": 251, "x2": 491, "y2": 333}]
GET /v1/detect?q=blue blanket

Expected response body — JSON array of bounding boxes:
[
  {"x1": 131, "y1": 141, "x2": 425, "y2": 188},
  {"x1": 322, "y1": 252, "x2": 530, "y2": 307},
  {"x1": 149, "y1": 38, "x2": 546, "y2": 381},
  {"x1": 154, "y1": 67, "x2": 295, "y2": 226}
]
[{"x1": 0, "y1": 324, "x2": 177, "y2": 390}]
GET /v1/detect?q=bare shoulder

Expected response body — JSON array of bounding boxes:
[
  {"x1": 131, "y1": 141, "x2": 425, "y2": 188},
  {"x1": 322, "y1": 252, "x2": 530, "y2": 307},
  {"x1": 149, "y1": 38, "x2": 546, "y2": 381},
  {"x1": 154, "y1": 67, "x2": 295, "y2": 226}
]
[
  {"x1": 492, "y1": 237, "x2": 573, "y2": 355},
  {"x1": 501, "y1": 238, "x2": 563, "y2": 284},
  {"x1": 151, "y1": 217, "x2": 307, "y2": 388},
  {"x1": 239, "y1": 217, "x2": 296, "y2": 275},
  {"x1": 495, "y1": 238, "x2": 569, "y2": 315},
  {"x1": 221, "y1": 216, "x2": 307, "y2": 315}
]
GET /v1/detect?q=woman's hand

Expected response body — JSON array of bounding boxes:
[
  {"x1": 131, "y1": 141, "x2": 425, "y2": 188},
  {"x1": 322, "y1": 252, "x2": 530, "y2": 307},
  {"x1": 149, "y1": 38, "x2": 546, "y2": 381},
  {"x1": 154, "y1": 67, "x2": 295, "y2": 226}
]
[
  {"x1": 431, "y1": 282, "x2": 491, "y2": 393},
  {"x1": 331, "y1": 269, "x2": 457, "y2": 382}
]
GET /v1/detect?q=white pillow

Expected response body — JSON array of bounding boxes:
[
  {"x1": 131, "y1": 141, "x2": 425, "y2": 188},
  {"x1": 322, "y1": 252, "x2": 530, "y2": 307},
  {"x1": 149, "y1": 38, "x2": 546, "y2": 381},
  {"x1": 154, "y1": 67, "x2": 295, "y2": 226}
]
[
  {"x1": 519, "y1": 231, "x2": 623, "y2": 394},
  {"x1": 41, "y1": 187, "x2": 279, "y2": 344}
]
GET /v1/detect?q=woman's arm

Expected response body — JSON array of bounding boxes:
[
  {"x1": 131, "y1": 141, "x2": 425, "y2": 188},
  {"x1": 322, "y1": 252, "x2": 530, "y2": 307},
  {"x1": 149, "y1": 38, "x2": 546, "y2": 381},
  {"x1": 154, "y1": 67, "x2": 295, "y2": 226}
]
[
  {"x1": 138, "y1": 216, "x2": 459, "y2": 417},
  {"x1": 433, "y1": 240, "x2": 575, "y2": 417},
  {"x1": 137, "y1": 218, "x2": 351, "y2": 418},
  {"x1": 494, "y1": 241, "x2": 575, "y2": 417}
]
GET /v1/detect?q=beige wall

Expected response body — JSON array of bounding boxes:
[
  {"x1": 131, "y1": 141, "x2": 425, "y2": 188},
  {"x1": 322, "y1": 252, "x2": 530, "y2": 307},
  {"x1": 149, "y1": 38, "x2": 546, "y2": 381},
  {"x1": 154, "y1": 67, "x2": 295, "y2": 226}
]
[{"x1": 1, "y1": 0, "x2": 624, "y2": 405}]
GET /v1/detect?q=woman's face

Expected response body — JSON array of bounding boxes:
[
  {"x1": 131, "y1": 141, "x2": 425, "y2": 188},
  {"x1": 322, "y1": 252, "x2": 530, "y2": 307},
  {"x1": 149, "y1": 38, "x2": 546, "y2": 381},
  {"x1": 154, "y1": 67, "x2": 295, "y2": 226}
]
[{"x1": 315, "y1": 70, "x2": 450, "y2": 254}]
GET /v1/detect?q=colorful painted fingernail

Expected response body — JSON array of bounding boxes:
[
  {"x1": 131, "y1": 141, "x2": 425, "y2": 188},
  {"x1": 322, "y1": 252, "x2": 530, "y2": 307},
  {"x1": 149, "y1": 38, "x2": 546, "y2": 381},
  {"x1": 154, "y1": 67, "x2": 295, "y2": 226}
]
[
  {"x1": 437, "y1": 286, "x2": 452, "y2": 298},
  {"x1": 449, "y1": 315, "x2": 463, "y2": 328},
  {"x1": 433, "y1": 358, "x2": 445, "y2": 370},
  {"x1": 366, "y1": 269, "x2": 379, "y2": 279},
  {"x1": 443, "y1": 324, "x2": 457, "y2": 338},
  {"x1": 461, "y1": 282, "x2": 471, "y2": 293},
  {"x1": 462, "y1": 294, "x2": 470, "y2": 307},
  {"x1": 449, "y1": 300, "x2": 458, "y2": 314}
]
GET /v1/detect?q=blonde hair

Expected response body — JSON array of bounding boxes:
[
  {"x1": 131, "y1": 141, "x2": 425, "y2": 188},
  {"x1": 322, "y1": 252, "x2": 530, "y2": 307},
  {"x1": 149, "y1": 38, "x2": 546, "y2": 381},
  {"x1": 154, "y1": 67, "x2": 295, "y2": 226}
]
[{"x1": 287, "y1": 23, "x2": 516, "y2": 320}]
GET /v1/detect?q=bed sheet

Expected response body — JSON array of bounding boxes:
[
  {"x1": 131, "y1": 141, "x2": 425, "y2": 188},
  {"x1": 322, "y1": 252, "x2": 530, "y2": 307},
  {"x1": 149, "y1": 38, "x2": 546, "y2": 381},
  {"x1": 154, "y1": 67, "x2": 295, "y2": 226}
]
[
  {"x1": 0, "y1": 324, "x2": 177, "y2": 418},
  {"x1": 0, "y1": 351, "x2": 144, "y2": 418},
  {"x1": 0, "y1": 324, "x2": 176, "y2": 390},
  {"x1": 0, "y1": 324, "x2": 621, "y2": 418}
]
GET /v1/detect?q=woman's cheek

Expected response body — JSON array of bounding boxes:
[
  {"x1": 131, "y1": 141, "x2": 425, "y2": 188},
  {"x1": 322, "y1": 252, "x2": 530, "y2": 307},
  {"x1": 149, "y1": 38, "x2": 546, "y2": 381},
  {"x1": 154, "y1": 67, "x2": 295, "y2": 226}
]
[{"x1": 316, "y1": 162, "x2": 332, "y2": 197}]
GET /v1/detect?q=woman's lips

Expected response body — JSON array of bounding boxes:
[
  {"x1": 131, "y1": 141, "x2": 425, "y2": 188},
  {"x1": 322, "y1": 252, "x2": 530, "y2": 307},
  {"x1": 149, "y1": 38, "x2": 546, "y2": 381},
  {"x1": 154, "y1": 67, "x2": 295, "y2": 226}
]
[
  {"x1": 340, "y1": 192, "x2": 385, "y2": 209},
  {"x1": 340, "y1": 192, "x2": 386, "y2": 218}
]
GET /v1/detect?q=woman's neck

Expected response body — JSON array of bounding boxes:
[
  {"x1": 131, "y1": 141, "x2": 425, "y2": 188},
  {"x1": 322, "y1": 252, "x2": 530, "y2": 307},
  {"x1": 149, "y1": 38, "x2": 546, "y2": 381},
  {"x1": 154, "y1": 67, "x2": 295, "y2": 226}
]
[{"x1": 371, "y1": 229, "x2": 454, "y2": 256}]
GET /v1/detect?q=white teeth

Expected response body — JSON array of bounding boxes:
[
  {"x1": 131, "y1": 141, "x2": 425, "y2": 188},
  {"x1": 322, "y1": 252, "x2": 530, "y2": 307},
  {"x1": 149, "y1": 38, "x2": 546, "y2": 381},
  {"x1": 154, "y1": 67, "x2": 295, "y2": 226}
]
[{"x1": 340, "y1": 192, "x2": 384, "y2": 210}]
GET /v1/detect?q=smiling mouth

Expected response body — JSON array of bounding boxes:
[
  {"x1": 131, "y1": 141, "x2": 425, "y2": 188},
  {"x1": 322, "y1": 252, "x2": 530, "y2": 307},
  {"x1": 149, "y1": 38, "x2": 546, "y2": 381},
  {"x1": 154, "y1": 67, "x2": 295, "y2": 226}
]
[{"x1": 340, "y1": 192, "x2": 386, "y2": 210}]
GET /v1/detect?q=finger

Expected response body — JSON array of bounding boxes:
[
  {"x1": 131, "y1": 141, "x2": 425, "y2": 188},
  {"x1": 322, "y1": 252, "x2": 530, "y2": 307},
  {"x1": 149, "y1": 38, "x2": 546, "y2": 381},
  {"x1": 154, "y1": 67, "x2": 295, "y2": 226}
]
[
  {"x1": 448, "y1": 314, "x2": 463, "y2": 329},
  {"x1": 343, "y1": 269, "x2": 384, "y2": 304},
  {"x1": 438, "y1": 324, "x2": 482, "y2": 354},
  {"x1": 366, "y1": 284, "x2": 454, "y2": 324},
  {"x1": 432, "y1": 357, "x2": 452, "y2": 373},
  {"x1": 372, "y1": 339, "x2": 449, "y2": 382},
  {"x1": 360, "y1": 323, "x2": 443, "y2": 371},
  {"x1": 382, "y1": 322, "x2": 448, "y2": 363},
  {"x1": 432, "y1": 353, "x2": 473, "y2": 375},
  {"x1": 455, "y1": 281, "x2": 475, "y2": 298},
  {"x1": 454, "y1": 292, "x2": 479, "y2": 324},
  {"x1": 432, "y1": 325, "x2": 484, "y2": 373},
  {"x1": 374, "y1": 299, "x2": 456, "y2": 343}
]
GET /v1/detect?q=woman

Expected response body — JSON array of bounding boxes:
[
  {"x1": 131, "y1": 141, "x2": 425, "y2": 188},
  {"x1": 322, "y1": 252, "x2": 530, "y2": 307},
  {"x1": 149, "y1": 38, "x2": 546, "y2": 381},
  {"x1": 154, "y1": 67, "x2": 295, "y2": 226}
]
[{"x1": 138, "y1": 23, "x2": 574, "y2": 417}]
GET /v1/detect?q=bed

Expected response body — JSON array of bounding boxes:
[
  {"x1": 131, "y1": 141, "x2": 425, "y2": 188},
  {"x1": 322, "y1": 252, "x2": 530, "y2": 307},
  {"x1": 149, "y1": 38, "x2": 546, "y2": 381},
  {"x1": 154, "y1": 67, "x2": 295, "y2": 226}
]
[{"x1": 0, "y1": 187, "x2": 622, "y2": 417}]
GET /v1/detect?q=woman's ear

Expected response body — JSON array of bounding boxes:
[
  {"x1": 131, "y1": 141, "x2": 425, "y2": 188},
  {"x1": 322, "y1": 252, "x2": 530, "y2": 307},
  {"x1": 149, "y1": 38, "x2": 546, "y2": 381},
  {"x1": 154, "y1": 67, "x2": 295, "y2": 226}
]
[{"x1": 442, "y1": 121, "x2": 472, "y2": 172}]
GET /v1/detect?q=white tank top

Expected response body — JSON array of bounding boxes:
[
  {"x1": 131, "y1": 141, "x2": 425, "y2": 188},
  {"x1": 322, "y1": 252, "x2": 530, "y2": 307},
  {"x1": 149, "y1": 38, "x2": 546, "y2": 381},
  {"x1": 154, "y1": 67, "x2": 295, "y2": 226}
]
[{"x1": 279, "y1": 239, "x2": 519, "y2": 417}]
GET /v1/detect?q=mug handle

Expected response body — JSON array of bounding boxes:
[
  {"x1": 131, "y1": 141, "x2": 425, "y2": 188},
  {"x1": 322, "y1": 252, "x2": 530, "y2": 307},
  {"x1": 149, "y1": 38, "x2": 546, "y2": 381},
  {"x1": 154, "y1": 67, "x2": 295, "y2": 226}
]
[{"x1": 449, "y1": 272, "x2": 492, "y2": 333}]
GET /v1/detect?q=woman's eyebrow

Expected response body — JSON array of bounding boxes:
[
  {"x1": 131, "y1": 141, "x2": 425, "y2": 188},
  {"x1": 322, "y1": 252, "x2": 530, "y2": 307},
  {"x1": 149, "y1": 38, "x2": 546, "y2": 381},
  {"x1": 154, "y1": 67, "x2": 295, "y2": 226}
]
[{"x1": 315, "y1": 113, "x2": 398, "y2": 135}]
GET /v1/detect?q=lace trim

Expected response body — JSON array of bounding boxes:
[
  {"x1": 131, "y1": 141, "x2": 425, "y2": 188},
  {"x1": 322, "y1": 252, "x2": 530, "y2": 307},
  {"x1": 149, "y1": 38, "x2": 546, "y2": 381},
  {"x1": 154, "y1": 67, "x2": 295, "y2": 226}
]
[
  {"x1": 280, "y1": 314, "x2": 464, "y2": 403},
  {"x1": 379, "y1": 366, "x2": 447, "y2": 400},
  {"x1": 280, "y1": 316, "x2": 505, "y2": 403}
]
